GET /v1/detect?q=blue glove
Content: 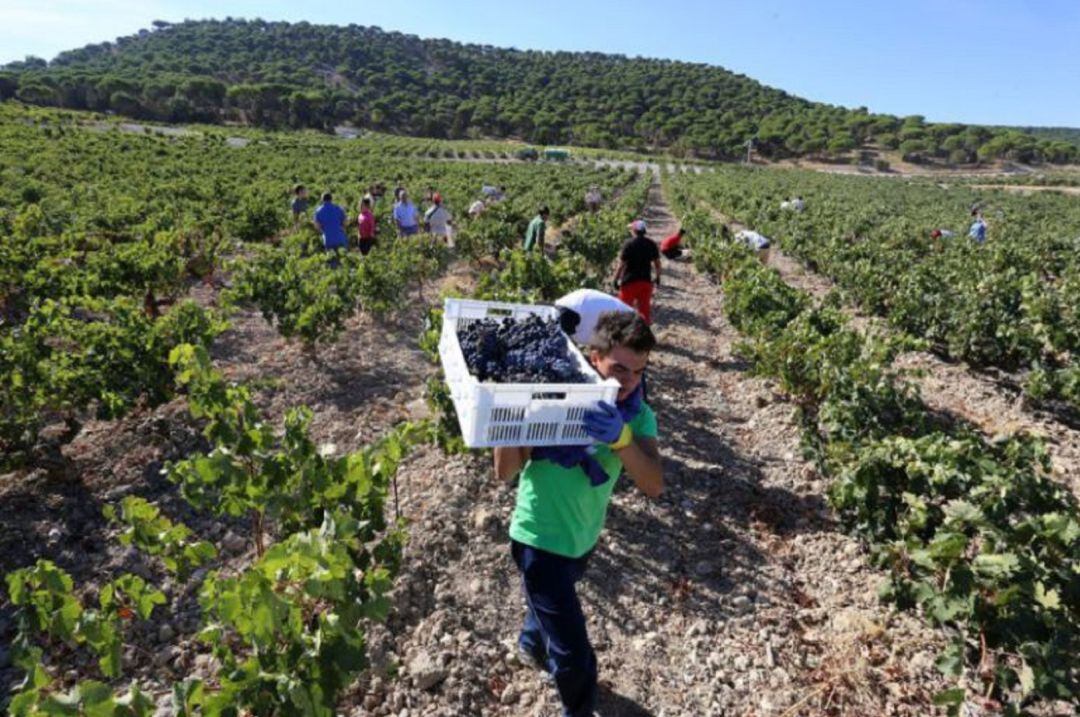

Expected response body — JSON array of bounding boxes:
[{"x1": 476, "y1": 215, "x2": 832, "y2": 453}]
[{"x1": 582, "y1": 402, "x2": 625, "y2": 444}]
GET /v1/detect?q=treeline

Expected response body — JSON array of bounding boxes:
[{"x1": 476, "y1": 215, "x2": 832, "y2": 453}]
[
  {"x1": 1001, "y1": 126, "x2": 1080, "y2": 149},
  {"x1": 2, "y1": 18, "x2": 1076, "y2": 164}
]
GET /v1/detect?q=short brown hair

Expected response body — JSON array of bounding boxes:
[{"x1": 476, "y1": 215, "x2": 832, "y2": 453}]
[{"x1": 590, "y1": 311, "x2": 656, "y2": 355}]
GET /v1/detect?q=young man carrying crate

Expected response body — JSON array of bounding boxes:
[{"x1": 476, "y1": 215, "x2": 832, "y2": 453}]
[{"x1": 493, "y1": 311, "x2": 663, "y2": 717}]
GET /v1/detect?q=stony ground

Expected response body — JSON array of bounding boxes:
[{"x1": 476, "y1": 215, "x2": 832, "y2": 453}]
[{"x1": 8, "y1": 178, "x2": 1074, "y2": 715}]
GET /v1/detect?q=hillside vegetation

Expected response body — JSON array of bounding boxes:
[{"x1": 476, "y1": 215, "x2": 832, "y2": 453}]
[
  {"x1": 1013, "y1": 127, "x2": 1080, "y2": 148},
  {"x1": 2, "y1": 18, "x2": 1077, "y2": 164}
]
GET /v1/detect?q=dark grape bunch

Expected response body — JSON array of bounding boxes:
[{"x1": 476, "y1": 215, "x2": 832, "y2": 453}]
[{"x1": 457, "y1": 315, "x2": 590, "y2": 383}]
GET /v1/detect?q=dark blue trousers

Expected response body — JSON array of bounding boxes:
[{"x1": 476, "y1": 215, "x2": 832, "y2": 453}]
[{"x1": 511, "y1": 540, "x2": 597, "y2": 717}]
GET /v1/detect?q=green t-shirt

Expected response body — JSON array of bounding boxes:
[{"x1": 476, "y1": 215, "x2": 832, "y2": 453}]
[
  {"x1": 523, "y1": 215, "x2": 546, "y2": 251},
  {"x1": 509, "y1": 404, "x2": 658, "y2": 558}
]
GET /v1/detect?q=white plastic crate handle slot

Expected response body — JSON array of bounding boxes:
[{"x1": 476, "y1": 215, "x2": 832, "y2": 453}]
[{"x1": 530, "y1": 391, "x2": 568, "y2": 401}]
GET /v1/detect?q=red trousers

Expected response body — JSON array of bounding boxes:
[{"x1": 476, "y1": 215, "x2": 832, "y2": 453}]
[{"x1": 619, "y1": 279, "x2": 654, "y2": 324}]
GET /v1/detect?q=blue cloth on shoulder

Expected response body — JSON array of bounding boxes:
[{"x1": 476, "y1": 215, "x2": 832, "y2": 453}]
[{"x1": 531, "y1": 384, "x2": 643, "y2": 487}]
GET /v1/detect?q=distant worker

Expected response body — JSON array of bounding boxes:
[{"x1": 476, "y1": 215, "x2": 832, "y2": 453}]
[
  {"x1": 482, "y1": 184, "x2": 506, "y2": 202},
  {"x1": 468, "y1": 198, "x2": 487, "y2": 218},
  {"x1": 780, "y1": 196, "x2": 805, "y2": 212},
  {"x1": 368, "y1": 182, "x2": 387, "y2": 202},
  {"x1": 585, "y1": 185, "x2": 603, "y2": 212},
  {"x1": 394, "y1": 189, "x2": 420, "y2": 236},
  {"x1": 968, "y1": 211, "x2": 987, "y2": 244},
  {"x1": 930, "y1": 228, "x2": 956, "y2": 240},
  {"x1": 614, "y1": 219, "x2": 661, "y2": 324},
  {"x1": 313, "y1": 192, "x2": 348, "y2": 255},
  {"x1": 524, "y1": 206, "x2": 550, "y2": 252},
  {"x1": 357, "y1": 195, "x2": 377, "y2": 255},
  {"x1": 734, "y1": 229, "x2": 771, "y2": 251},
  {"x1": 290, "y1": 184, "x2": 309, "y2": 224},
  {"x1": 424, "y1": 192, "x2": 454, "y2": 246},
  {"x1": 660, "y1": 228, "x2": 686, "y2": 260},
  {"x1": 555, "y1": 288, "x2": 650, "y2": 400},
  {"x1": 555, "y1": 288, "x2": 635, "y2": 346}
]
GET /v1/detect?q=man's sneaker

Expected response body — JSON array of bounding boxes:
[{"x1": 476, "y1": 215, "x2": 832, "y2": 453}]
[{"x1": 516, "y1": 642, "x2": 548, "y2": 673}]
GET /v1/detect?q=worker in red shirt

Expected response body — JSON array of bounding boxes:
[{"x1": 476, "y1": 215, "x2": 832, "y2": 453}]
[
  {"x1": 357, "y1": 195, "x2": 377, "y2": 255},
  {"x1": 660, "y1": 228, "x2": 685, "y2": 259}
]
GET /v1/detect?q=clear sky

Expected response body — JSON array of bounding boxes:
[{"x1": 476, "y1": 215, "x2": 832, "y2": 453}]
[{"x1": 2, "y1": 0, "x2": 1077, "y2": 128}]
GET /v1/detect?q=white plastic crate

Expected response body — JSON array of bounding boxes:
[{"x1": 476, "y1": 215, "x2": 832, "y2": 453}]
[{"x1": 439, "y1": 297, "x2": 620, "y2": 448}]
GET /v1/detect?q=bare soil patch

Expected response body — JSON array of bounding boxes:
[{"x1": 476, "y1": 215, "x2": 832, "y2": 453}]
[{"x1": 968, "y1": 183, "x2": 1080, "y2": 196}]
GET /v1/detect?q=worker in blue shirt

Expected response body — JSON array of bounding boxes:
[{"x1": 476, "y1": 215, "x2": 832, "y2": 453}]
[{"x1": 313, "y1": 192, "x2": 349, "y2": 252}]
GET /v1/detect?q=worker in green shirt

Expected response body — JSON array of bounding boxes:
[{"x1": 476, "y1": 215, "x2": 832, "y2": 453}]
[
  {"x1": 523, "y1": 205, "x2": 550, "y2": 252},
  {"x1": 494, "y1": 311, "x2": 663, "y2": 717}
]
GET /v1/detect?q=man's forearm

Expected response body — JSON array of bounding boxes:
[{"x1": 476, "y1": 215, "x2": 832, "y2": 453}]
[
  {"x1": 494, "y1": 446, "x2": 530, "y2": 481},
  {"x1": 616, "y1": 438, "x2": 662, "y2": 498}
]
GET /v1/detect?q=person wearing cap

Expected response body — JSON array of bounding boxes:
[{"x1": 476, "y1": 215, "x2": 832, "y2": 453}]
[
  {"x1": 555, "y1": 288, "x2": 635, "y2": 346},
  {"x1": 660, "y1": 227, "x2": 686, "y2": 260},
  {"x1": 357, "y1": 195, "x2": 377, "y2": 255},
  {"x1": 524, "y1": 206, "x2": 550, "y2": 252},
  {"x1": 424, "y1": 192, "x2": 453, "y2": 245},
  {"x1": 614, "y1": 219, "x2": 661, "y2": 324},
  {"x1": 555, "y1": 288, "x2": 653, "y2": 401}
]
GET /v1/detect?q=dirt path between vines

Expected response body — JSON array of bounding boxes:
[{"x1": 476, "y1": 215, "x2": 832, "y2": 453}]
[
  {"x1": 699, "y1": 203, "x2": 1080, "y2": 500},
  {"x1": 363, "y1": 178, "x2": 947, "y2": 717}
]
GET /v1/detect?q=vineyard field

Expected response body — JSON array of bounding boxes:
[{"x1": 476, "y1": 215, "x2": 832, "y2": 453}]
[
  {"x1": 0, "y1": 102, "x2": 635, "y2": 460},
  {"x1": 669, "y1": 165, "x2": 1080, "y2": 413},
  {"x1": 1, "y1": 98, "x2": 1078, "y2": 717}
]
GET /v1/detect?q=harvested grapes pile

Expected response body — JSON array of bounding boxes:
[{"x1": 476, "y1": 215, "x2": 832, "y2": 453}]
[{"x1": 457, "y1": 315, "x2": 590, "y2": 383}]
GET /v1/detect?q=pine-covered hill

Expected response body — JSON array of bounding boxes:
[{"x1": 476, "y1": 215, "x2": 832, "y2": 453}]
[
  {"x1": 2, "y1": 18, "x2": 1076, "y2": 163},
  {"x1": 1005, "y1": 127, "x2": 1080, "y2": 148}
]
